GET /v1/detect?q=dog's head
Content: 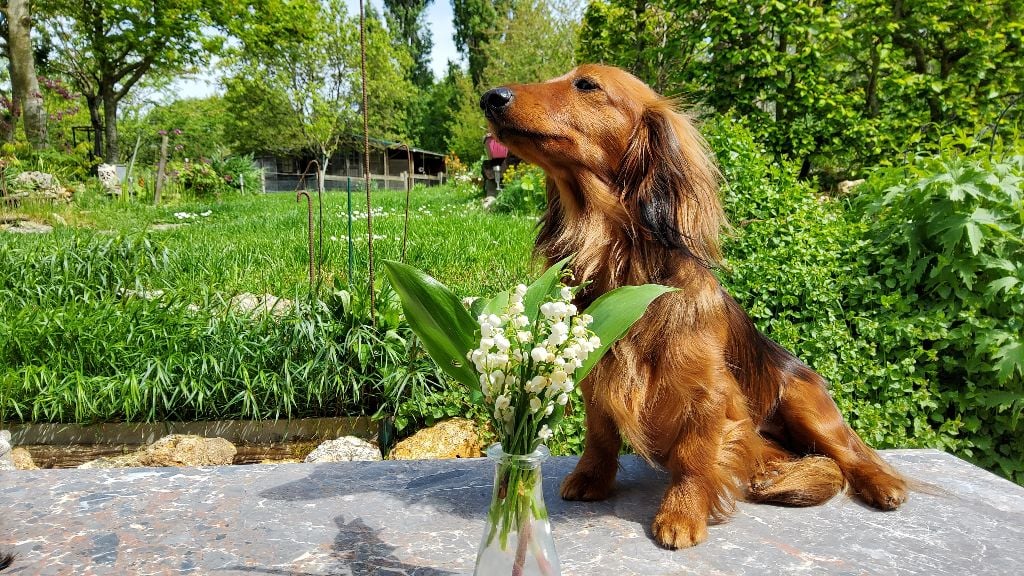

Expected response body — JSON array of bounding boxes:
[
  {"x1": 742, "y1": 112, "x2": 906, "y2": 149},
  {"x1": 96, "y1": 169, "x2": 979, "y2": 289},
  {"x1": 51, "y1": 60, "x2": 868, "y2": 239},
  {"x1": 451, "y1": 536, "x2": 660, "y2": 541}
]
[{"x1": 481, "y1": 64, "x2": 724, "y2": 267}]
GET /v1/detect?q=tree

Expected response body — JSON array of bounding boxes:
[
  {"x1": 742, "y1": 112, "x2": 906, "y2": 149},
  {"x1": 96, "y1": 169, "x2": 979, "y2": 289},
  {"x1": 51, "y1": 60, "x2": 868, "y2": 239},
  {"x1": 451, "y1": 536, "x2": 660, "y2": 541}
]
[
  {"x1": 2, "y1": 0, "x2": 47, "y2": 147},
  {"x1": 40, "y1": 0, "x2": 229, "y2": 162},
  {"x1": 120, "y1": 97, "x2": 233, "y2": 165},
  {"x1": 223, "y1": 0, "x2": 414, "y2": 181},
  {"x1": 576, "y1": 0, "x2": 1024, "y2": 179},
  {"x1": 452, "y1": 0, "x2": 507, "y2": 86},
  {"x1": 478, "y1": 0, "x2": 577, "y2": 88},
  {"x1": 384, "y1": 0, "x2": 434, "y2": 88}
]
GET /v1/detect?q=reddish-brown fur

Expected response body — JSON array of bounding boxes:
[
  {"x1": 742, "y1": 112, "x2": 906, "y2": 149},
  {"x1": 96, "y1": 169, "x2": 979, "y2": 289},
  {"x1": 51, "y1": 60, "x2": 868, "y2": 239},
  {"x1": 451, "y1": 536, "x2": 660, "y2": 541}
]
[{"x1": 481, "y1": 65, "x2": 907, "y2": 549}]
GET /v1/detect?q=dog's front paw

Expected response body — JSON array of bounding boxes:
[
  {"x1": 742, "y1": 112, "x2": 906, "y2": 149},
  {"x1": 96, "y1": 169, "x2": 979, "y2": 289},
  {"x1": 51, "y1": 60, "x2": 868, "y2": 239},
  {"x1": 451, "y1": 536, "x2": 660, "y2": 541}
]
[
  {"x1": 651, "y1": 510, "x2": 708, "y2": 549},
  {"x1": 560, "y1": 470, "x2": 614, "y2": 502}
]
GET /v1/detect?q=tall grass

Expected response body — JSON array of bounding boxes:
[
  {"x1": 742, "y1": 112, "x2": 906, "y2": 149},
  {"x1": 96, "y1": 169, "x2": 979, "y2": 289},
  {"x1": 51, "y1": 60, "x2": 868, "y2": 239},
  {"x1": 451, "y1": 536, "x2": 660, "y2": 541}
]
[{"x1": 0, "y1": 185, "x2": 536, "y2": 427}]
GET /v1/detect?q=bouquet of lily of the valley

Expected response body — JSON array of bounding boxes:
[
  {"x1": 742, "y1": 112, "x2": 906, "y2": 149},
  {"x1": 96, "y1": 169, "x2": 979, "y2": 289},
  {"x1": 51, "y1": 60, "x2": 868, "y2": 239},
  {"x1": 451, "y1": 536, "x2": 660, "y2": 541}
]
[{"x1": 383, "y1": 257, "x2": 674, "y2": 575}]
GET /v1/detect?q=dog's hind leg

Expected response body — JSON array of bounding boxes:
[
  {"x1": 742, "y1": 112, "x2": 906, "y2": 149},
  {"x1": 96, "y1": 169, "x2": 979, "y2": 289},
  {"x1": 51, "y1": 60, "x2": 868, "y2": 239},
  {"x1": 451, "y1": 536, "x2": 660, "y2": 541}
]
[{"x1": 776, "y1": 375, "x2": 907, "y2": 510}]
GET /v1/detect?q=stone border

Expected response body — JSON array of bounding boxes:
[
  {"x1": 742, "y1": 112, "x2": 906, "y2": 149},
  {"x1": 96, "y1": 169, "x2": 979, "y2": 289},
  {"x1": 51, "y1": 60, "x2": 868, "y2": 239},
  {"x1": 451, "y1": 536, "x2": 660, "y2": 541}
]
[{"x1": 6, "y1": 416, "x2": 376, "y2": 446}]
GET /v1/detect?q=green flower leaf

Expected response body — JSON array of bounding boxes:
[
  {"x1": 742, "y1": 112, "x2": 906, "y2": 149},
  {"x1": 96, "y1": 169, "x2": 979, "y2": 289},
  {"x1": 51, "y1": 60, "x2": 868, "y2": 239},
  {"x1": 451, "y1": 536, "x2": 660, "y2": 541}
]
[
  {"x1": 382, "y1": 260, "x2": 480, "y2": 394},
  {"x1": 575, "y1": 284, "x2": 678, "y2": 382}
]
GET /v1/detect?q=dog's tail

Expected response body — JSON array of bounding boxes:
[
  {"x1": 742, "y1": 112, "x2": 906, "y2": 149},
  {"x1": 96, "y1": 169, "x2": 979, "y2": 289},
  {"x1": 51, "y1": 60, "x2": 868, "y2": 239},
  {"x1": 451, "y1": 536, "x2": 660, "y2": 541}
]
[
  {"x1": 0, "y1": 552, "x2": 14, "y2": 572},
  {"x1": 745, "y1": 439, "x2": 845, "y2": 506}
]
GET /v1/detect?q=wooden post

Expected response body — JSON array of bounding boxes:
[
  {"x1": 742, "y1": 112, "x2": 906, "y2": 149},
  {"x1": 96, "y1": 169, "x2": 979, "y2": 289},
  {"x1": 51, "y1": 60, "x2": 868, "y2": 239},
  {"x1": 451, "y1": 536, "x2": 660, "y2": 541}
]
[{"x1": 154, "y1": 133, "x2": 169, "y2": 205}]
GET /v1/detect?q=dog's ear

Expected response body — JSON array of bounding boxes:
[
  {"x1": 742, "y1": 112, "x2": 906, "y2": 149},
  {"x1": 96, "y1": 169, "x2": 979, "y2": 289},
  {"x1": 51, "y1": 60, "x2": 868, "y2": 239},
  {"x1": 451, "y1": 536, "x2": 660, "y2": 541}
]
[{"x1": 616, "y1": 102, "x2": 725, "y2": 266}]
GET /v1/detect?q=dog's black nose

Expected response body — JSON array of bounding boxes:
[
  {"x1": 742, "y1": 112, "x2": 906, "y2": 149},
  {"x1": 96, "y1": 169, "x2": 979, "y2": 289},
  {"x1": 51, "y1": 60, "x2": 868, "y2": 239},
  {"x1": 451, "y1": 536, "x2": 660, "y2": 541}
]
[{"x1": 480, "y1": 87, "x2": 514, "y2": 113}]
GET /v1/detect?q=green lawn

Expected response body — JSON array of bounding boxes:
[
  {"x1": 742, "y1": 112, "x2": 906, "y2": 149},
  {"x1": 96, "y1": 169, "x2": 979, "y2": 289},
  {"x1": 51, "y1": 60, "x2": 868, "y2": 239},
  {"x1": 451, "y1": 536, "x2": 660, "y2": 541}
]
[{"x1": 5, "y1": 185, "x2": 539, "y2": 297}]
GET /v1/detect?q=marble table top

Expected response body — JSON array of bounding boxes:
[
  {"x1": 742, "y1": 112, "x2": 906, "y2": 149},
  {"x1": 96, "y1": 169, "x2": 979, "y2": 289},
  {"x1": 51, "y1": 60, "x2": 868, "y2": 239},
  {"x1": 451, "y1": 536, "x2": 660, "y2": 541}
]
[{"x1": 1, "y1": 449, "x2": 1022, "y2": 575}]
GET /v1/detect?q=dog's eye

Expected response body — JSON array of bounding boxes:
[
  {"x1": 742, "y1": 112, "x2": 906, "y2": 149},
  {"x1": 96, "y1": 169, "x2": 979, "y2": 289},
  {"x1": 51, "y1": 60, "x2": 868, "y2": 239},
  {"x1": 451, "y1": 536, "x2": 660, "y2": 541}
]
[{"x1": 573, "y1": 77, "x2": 600, "y2": 92}]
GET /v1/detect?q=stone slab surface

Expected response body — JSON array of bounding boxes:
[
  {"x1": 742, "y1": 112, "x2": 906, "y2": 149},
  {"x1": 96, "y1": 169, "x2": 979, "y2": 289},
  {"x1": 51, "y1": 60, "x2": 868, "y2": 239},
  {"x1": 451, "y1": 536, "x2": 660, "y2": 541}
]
[{"x1": 1, "y1": 449, "x2": 1021, "y2": 575}]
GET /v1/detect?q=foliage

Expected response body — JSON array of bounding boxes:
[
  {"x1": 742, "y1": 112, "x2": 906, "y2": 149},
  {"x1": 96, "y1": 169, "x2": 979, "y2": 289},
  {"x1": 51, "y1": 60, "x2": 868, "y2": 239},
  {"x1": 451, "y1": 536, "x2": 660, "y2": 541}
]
[
  {"x1": 38, "y1": 0, "x2": 235, "y2": 162},
  {"x1": 494, "y1": 162, "x2": 546, "y2": 213},
  {"x1": 120, "y1": 97, "x2": 232, "y2": 166},
  {"x1": 443, "y1": 66, "x2": 490, "y2": 163},
  {"x1": 383, "y1": 0, "x2": 435, "y2": 88},
  {"x1": 706, "y1": 116, "x2": 1024, "y2": 483},
  {"x1": 223, "y1": 0, "x2": 415, "y2": 167},
  {"x1": 478, "y1": 0, "x2": 578, "y2": 90},
  {"x1": 2, "y1": 139, "x2": 96, "y2": 183},
  {"x1": 853, "y1": 141, "x2": 1024, "y2": 482},
  {"x1": 705, "y1": 117, "x2": 951, "y2": 454},
  {"x1": 451, "y1": 0, "x2": 505, "y2": 85},
  {"x1": 174, "y1": 160, "x2": 224, "y2": 198},
  {"x1": 383, "y1": 257, "x2": 672, "y2": 455},
  {"x1": 0, "y1": 186, "x2": 534, "y2": 433},
  {"x1": 0, "y1": 234, "x2": 443, "y2": 426},
  {"x1": 576, "y1": 0, "x2": 1024, "y2": 180}
]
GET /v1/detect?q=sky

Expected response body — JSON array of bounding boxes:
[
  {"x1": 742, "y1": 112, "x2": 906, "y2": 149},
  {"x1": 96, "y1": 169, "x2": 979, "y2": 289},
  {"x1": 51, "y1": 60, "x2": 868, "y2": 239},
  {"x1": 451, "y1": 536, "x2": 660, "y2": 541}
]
[{"x1": 169, "y1": 0, "x2": 462, "y2": 100}]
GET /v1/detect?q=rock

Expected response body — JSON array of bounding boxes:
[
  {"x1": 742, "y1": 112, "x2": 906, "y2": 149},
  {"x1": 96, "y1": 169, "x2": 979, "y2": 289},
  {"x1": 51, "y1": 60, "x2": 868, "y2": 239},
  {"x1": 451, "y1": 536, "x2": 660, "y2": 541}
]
[
  {"x1": 390, "y1": 418, "x2": 483, "y2": 460},
  {"x1": 78, "y1": 434, "x2": 236, "y2": 469},
  {"x1": 304, "y1": 436, "x2": 381, "y2": 463},
  {"x1": 837, "y1": 179, "x2": 866, "y2": 194},
  {"x1": 0, "y1": 430, "x2": 13, "y2": 471},
  {"x1": 481, "y1": 196, "x2": 497, "y2": 210},
  {"x1": 149, "y1": 223, "x2": 187, "y2": 232},
  {"x1": 10, "y1": 171, "x2": 72, "y2": 202},
  {"x1": 97, "y1": 164, "x2": 121, "y2": 195},
  {"x1": 229, "y1": 292, "x2": 293, "y2": 317},
  {"x1": 12, "y1": 448, "x2": 38, "y2": 470},
  {"x1": 1, "y1": 219, "x2": 53, "y2": 234}
]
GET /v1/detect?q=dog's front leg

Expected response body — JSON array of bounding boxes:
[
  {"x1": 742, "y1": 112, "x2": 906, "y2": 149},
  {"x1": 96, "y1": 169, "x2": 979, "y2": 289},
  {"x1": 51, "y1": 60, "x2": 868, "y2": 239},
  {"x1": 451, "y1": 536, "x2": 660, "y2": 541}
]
[
  {"x1": 560, "y1": 396, "x2": 620, "y2": 502},
  {"x1": 651, "y1": 396, "x2": 740, "y2": 549}
]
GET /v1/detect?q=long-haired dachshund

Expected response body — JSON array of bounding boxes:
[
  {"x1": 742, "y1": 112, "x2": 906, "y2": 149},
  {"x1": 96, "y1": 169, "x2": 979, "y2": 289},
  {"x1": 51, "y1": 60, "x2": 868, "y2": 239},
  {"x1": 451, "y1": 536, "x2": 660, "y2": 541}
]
[{"x1": 480, "y1": 64, "x2": 907, "y2": 549}]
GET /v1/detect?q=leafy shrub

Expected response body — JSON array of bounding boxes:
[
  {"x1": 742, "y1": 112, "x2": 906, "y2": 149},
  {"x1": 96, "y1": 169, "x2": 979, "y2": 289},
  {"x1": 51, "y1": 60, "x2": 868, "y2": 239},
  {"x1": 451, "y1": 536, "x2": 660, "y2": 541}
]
[
  {"x1": 2, "y1": 140, "x2": 96, "y2": 183},
  {"x1": 175, "y1": 160, "x2": 225, "y2": 198},
  {"x1": 494, "y1": 163, "x2": 546, "y2": 213},
  {"x1": 208, "y1": 153, "x2": 262, "y2": 194},
  {"x1": 705, "y1": 117, "x2": 952, "y2": 453},
  {"x1": 853, "y1": 146, "x2": 1024, "y2": 481}
]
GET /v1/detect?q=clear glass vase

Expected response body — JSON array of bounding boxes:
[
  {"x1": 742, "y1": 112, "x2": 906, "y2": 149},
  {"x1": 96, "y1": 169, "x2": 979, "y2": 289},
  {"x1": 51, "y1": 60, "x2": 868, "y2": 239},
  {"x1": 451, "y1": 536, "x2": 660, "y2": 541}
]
[{"x1": 474, "y1": 443, "x2": 561, "y2": 576}]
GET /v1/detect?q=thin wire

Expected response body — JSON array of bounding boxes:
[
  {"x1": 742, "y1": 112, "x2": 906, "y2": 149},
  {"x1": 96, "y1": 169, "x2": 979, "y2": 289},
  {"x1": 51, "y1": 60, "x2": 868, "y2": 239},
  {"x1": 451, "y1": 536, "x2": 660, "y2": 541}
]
[{"x1": 359, "y1": 0, "x2": 375, "y2": 324}]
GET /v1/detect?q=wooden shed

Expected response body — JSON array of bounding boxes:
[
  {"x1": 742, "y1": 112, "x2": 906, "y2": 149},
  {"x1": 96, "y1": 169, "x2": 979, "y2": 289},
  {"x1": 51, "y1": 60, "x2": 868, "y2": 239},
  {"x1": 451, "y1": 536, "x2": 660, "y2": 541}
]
[{"x1": 257, "y1": 138, "x2": 446, "y2": 193}]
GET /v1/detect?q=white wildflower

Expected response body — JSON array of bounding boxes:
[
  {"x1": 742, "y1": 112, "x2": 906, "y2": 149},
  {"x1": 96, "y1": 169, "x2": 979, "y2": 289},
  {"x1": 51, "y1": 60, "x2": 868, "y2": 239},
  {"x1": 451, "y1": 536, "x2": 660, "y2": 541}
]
[
  {"x1": 531, "y1": 347, "x2": 548, "y2": 363},
  {"x1": 537, "y1": 425, "x2": 553, "y2": 442},
  {"x1": 560, "y1": 286, "x2": 572, "y2": 301},
  {"x1": 557, "y1": 393, "x2": 569, "y2": 405},
  {"x1": 495, "y1": 395, "x2": 510, "y2": 411},
  {"x1": 530, "y1": 397, "x2": 542, "y2": 414},
  {"x1": 494, "y1": 334, "x2": 511, "y2": 352}
]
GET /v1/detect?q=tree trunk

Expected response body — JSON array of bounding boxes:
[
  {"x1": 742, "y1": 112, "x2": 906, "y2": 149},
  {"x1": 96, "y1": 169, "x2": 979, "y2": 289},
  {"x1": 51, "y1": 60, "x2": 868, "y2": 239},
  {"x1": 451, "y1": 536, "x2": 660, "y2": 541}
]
[
  {"x1": 102, "y1": 87, "x2": 119, "y2": 163},
  {"x1": 86, "y1": 95, "x2": 103, "y2": 159},
  {"x1": 865, "y1": 40, "x2": 881, "y2": 118},
  {"x1": 6, "y1": 0, "x2": 47, "y2": 148}
]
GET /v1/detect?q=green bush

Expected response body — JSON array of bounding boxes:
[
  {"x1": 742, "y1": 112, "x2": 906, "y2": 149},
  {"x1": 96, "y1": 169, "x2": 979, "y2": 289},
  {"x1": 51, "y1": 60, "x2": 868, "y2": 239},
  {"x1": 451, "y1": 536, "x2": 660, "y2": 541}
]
[
  {"x1": 852, "y1": 144, "x2": 1024, "y2": 482},
  {"x1": 174, "y1": 160, "x2": 225, "y2": 198},
  {"x1": 705, "y1": 117, "x2": 952, "y2": 453},
  {"x1": 705, "y1": 116, "x2": 1023, "y2": 483},
  {"x1": 208, "y1": 153, "x2": 262, "y2": 194},
  {"x1": 494, "y1": 163, "x2": 546, "y2": 213}
]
